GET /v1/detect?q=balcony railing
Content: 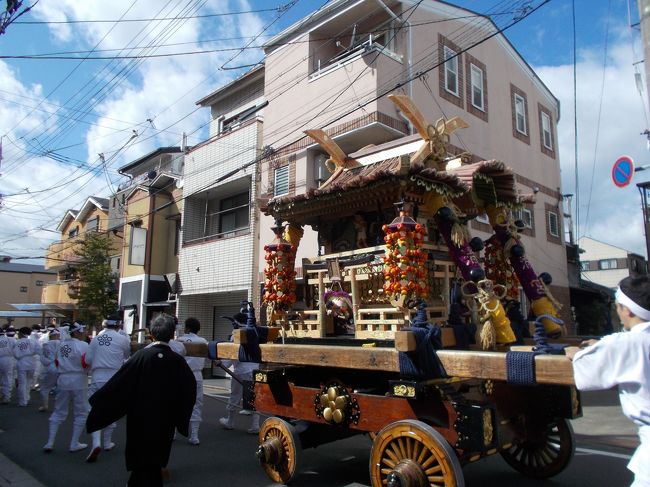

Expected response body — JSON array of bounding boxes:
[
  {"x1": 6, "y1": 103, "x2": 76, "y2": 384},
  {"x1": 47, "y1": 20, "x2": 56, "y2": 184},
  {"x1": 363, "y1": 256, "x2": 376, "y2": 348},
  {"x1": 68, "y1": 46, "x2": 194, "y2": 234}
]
[
  {"x1": 45, "y1": 237, "x2": 84, "y2": 271},
  {"x1": 42, "y1": 280, "x2": 80, "y2": 305}
]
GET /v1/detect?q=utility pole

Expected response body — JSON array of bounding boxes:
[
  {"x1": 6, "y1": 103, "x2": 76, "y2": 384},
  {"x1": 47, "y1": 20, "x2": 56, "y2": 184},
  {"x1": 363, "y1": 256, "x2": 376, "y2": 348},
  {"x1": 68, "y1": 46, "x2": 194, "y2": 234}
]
[
  {"x1": 639, "y1": 0, "x2": 650, "y2": 105},
  {"x1": 638, "y1": 181, "x2": 650, "y2": 270}
]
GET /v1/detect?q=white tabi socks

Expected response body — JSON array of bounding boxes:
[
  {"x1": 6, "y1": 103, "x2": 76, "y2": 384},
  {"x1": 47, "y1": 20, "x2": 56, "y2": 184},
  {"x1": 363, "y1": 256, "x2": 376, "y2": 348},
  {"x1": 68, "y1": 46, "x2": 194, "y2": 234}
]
[
  {"x1": 248, "y1": 413, "x2": 260, "y2": 435},
  {"x1": 43, "y1": 421, "x2": 59, "y2": 452},
  {"x1": 86, "y1": 431, "x2": 102, "y2": 463},
  {"x1": 69, "y1": 423, "x2": 88, "y2": 452},
  {"x1": 102, "y1": 427, "x2": 116, "y2": 450},
  {"x1": 189, "y1": 421, "x2": 200, "y2": 445},
  {"x1": 218, "y1": 411, "x2": 234, "y2": 430}
]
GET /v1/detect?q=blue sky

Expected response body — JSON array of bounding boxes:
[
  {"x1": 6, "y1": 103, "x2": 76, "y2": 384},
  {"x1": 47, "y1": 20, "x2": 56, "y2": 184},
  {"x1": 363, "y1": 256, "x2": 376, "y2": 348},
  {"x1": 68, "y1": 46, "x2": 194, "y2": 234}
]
[{"x1": 0, "y1": 0, "x2": 647, "y2": 261}]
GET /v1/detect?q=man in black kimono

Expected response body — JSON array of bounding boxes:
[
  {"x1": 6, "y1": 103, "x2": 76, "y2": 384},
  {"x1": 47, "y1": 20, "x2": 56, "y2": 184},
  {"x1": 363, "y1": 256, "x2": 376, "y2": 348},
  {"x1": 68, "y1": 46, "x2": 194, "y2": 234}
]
[{"x1": 86, "y1": 314, "x2": 196, "y2": 486}]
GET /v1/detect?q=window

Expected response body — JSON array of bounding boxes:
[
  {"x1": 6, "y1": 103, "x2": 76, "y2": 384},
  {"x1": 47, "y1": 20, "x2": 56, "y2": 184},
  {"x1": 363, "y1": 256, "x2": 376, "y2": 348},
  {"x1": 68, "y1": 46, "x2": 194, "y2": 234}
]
[
  {"x1": 443, "y1": 46, "x2": 459, "y2": 96},
  {"x1": 205, "y1": 191, "x2": 250, "y2": 238},
  {"x1": 470, "y1": 64, "x2": 484, "y2": 110},
  {"x1": 580, "y1": 261, "x2": 590, "y2": 271},
  {"x1": 35, "y1": 280, "x2": 44, "y2": 286},
  {"x1": 219, "y1": 102, "x2": 265, "y2": 134},
  {"x1": 514, "y1": 94, "x2": 527, "y2": 135},
  {"x1": 512, "y1": 208, "x2": 533, "y2": 229},
  {"x1": 598, "y1": 259, "x2": 618, "y2": 270},
  {"x1": 548, "y1": 211, "x2": 559, "y2": 237},
  {"x1": 174, "y1": 219, "x2": 181, "y2": 256},
  {"x1": 274, "y1": 166, "x2": 289, "y2": 196},
  {"x1": 68, "y1": 226, "x2": 79, "y2": 239},
  {"x1": 541, "y1": 111, "x2": 552, "y2": 150},
  {"x1": 20, "y1": 286, "x2": 27, "y2": 292},
  {"x1": 86, "y1": 216, "x2": 99, "y2": 233}
]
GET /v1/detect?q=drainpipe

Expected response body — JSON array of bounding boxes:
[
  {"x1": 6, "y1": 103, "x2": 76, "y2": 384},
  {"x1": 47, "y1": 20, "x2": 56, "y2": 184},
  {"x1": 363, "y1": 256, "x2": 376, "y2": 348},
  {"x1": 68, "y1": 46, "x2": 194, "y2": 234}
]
[{"x1": 375, "y1": 0, "x2": 413, "y2": 134}]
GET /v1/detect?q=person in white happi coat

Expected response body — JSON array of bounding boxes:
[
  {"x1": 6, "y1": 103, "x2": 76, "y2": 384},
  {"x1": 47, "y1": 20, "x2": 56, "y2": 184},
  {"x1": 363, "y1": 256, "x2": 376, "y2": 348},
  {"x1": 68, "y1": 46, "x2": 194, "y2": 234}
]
[
  {"x1": 84, "y1": 318, "x2": 131, "y2": 463},
  {"x1": 30, "y1": 324, "x2": 43, "y2": 390},
  {"x1": 566, "y1": 275, "x2": 650, "y2": 487},
  {"x1": 43, "y1": 322, "x2": 90, "y2": 453},
  {"x1": 13, "y1": 327, "x2": 41, "y2": 407},
  {"x1": 177, "y1": 317, "x2": 208, "y2": 445},
  {"x1": 218, "y1": 312, "x2": 260, "y2": 434},
  {"x1": 0, "y1": 326, "x2": 16, "y2": 404},
  {"x1": 38, "y1": 327, "x2": 61, "y2": 412}
]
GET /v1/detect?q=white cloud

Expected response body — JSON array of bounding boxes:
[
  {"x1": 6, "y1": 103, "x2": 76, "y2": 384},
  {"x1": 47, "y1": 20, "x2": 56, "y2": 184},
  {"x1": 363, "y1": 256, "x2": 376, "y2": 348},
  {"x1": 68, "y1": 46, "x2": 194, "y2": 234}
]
[
  {"x1": 536, "y1": 29, "x2": 649, "y2": 257},
  {"x1": 1, "y1": 0, "x2": 266, "y2": 262}
]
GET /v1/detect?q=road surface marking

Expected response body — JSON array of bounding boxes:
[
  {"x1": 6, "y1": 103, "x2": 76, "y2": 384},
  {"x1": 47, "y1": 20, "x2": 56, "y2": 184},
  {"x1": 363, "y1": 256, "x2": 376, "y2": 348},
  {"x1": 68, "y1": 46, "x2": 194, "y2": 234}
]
[{"x1": 576, "y1": 447, "x2": 632, "y2": 460}]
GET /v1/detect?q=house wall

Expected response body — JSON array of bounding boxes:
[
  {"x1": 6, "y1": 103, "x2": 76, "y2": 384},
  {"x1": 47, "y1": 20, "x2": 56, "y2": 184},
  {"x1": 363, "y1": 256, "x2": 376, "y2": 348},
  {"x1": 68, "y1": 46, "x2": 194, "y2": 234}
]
[
  {"x1": 178, "y1": 120, "x2": 262, "y2": 304},
  {"x1": 579, "y1": 237, "x2": 634, "y2": 289},
  {"x1": 0, "y1": 270, "x2": 54, "y2": 327},
  {"x1": 256, "y1": 0, "x2": 569, "y2": 314}
]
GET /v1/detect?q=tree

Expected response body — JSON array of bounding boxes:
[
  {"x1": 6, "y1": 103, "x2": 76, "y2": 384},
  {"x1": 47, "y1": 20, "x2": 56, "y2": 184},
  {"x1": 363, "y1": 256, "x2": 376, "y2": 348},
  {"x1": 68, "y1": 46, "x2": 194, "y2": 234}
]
[{"x1": 76, "y1": 232, "x2": 117, "y2": 331}]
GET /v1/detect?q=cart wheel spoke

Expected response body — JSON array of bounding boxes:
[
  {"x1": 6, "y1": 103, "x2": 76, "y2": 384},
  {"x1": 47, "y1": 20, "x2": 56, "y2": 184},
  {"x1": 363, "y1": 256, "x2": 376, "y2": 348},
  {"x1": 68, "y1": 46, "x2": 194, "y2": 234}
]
[
  {"x1": 501, "y1": 418, "x2": 575, "y2": 479},
  {"x1": 370, "y1": 420, "x2": 464, "y2": 487}
]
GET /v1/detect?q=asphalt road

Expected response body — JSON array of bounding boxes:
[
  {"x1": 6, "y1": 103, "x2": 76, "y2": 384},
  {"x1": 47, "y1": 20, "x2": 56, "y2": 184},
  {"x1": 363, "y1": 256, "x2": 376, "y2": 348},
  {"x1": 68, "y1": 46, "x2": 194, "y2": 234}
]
[{"x1": 0, "y1": 382, "x2": 638, "y2": 487}]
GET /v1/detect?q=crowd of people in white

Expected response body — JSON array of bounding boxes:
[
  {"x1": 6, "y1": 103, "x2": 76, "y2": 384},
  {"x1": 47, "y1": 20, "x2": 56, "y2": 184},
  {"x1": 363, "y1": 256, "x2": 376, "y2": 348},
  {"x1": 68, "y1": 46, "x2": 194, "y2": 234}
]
[{"x1": 0, "y1": 314, "x2": 258, "y2": 465}]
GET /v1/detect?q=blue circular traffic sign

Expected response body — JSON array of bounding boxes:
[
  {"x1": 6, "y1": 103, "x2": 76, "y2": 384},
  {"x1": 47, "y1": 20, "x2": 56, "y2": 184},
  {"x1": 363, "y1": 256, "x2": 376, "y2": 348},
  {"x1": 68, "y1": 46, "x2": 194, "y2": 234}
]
[{"x1": 612, "y1": 156, "x2": 634, "y2": 188}]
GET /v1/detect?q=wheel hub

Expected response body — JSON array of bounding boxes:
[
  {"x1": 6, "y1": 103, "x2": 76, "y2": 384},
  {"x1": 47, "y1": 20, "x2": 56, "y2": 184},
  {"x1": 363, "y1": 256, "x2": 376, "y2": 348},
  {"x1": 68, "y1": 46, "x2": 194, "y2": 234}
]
[
  {"x1": 257, "y1": 436, "x2": 284, "y2": 465},
  {"x1": 387, "y1": 459, "x2": 428, "y2": 487}
]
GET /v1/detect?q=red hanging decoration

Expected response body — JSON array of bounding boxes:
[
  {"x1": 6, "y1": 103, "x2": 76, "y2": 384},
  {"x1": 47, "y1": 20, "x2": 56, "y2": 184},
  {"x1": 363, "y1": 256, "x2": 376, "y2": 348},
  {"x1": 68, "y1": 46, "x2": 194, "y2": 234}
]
[
  {"x1": 382, "y1": 201, "x2": 428, "y2": 300},
  {"x1": 262, "y1": 220, "x2": 297, "y2": 310}
]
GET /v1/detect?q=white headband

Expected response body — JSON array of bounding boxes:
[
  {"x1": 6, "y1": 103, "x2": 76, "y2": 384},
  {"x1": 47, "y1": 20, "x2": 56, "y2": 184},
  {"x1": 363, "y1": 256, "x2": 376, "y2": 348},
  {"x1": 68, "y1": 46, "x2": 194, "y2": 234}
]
[{"x1": 616, "y1": 287, "x2": 650, "y2": 321}]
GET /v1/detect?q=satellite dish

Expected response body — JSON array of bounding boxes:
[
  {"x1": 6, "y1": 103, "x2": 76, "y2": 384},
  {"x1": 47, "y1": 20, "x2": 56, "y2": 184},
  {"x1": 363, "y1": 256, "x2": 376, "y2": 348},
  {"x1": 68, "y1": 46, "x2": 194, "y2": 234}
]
[
  {"x1": 176, "y1": 178, "x2": 184, "y2": 189},
  {"x1": 147, "y1": 170, "x2": 157, "y2": 180}
]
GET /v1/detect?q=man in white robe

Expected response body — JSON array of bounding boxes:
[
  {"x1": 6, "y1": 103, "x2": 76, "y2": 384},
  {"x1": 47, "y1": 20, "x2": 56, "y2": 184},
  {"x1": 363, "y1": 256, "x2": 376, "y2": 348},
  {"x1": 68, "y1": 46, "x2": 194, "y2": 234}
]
[{"x1": 566, "y1": 275, "x2": 650, "y2": 486}]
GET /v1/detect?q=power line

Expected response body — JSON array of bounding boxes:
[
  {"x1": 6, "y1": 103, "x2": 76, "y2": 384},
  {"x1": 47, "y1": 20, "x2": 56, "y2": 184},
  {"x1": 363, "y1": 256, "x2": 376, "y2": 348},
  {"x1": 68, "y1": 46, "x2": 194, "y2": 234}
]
[
  {"x1": 1, "y1": 0, "x2": 548, "y2": 251},
  {"x1": 12, "y1": 5, "x2": 286, "y2": 24}
]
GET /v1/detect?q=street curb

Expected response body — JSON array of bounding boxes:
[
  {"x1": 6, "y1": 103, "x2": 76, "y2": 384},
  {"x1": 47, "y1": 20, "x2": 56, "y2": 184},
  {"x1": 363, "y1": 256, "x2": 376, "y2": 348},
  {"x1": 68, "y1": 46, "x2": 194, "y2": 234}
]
[{"x1": 0, "y1": 452, "x2": 47, "y2": 487}]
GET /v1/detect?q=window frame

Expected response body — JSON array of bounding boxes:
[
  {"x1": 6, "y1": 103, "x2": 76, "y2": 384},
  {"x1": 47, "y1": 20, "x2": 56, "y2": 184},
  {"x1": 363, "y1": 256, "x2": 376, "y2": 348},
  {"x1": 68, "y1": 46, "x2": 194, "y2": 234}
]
[
  {"x1": 514, "y1": 94, "x2": 527, "y2": 135},
  {"x1": 470, "y1": 63, "x2": 484, "y2": 111},
  {"x1": 512, "y1": 208, "x2": 533, "y2": 229},
  {"x1": 541, "y1": 111, "x2": 553, "y2": 150},
  {"x1": 598, "y1": 259, "x2": 618, "y2": 270},
  {"x1": 443, "y1": 46, "x2": 459, "y2": 96},
  {"x1": 274, "y1": 166, "x2": 290, "y2": 197},
  {"x1": 548, "y1": 210, "x2": 559, "y2": 237},
  {"x1": 204, "y1": 190, "x2": 251, "y2": 239}
]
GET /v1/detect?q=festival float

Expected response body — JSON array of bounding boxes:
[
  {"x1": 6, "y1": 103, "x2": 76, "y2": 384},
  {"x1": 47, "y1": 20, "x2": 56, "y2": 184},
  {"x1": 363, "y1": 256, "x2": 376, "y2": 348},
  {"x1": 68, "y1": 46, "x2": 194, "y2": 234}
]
[{"x1": 190, "y1": 94, "x2": 580, "y2": 487}]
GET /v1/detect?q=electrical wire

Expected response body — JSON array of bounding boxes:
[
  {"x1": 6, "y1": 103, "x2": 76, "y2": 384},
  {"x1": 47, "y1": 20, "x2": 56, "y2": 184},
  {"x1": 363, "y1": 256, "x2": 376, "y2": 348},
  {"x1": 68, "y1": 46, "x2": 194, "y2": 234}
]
[{"x1": 1, "y1": 0, "x2": 549, "y2": 253}]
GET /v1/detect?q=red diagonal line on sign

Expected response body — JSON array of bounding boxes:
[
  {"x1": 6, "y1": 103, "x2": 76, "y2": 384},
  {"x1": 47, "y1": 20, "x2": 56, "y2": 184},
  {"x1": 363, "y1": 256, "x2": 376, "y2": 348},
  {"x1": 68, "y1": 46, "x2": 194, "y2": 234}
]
[{"x1": 615, "y1": 164, "x2": 630, "y2": 181}]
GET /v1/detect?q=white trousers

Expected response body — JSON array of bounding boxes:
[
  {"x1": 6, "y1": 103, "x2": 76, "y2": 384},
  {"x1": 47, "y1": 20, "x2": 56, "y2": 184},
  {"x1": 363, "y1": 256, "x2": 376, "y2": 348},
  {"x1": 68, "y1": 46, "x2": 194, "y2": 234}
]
[
  {"x1": 191, "y1": 376, "x2": 203, "y2": 422},
  {"x1": 629, "y1": 426, "x2": 650, "y2": 486},
  {"x1": 0, "y1": 357, "x2": 14, "y2": 399},
  {"x1": 16, "y1": 369, "x2": 34, "y2": 406},
  {"x1": 50, "y1": 388, "x2": 88, "y2": 426},
  {"x1": 88, "y1": 380, "x2": 117, "y2": 437},
  {"x1": 40, "y1": 370, "x2": 58, "y2": 394}
]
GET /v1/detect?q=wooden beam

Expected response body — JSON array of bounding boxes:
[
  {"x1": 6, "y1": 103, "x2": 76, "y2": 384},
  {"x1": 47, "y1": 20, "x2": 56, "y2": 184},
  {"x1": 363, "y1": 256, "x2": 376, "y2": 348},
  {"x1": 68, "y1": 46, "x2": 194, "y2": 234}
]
[
  {"x1": 136, "y1": 340, "x2": 575, "y2": 386},
  {"x1": 214, "y1": 343, "x2": 575, "y2": 385}
]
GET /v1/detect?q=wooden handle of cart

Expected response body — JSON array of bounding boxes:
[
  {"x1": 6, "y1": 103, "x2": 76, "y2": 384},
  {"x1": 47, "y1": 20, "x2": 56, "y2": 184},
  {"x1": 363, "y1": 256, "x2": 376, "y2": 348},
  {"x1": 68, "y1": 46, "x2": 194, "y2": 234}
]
[{"x1": 134, "y1": 341, "x2": 575, "y2": 387}]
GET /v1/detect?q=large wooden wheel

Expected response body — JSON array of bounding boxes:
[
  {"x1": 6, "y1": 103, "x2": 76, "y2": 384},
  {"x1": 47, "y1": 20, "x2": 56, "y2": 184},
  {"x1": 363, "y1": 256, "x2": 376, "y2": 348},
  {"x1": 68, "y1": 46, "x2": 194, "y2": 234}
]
[
  {"x1": 256, "y1": 417, "x2": 301, "y2": 484},
  {"x1": 501, "y1": 418, "x2": 575, "y2": 478},
  {"x1": 370, "y1": 420, "x2": 464, "y2": 487}
]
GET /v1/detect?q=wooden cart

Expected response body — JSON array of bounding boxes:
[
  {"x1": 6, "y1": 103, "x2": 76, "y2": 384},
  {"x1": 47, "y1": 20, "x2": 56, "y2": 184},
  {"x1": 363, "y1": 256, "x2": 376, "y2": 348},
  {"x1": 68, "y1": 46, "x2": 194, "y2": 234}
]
[{"x1": 210, "y1": 94, "x2": 580, "y2": 486}]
